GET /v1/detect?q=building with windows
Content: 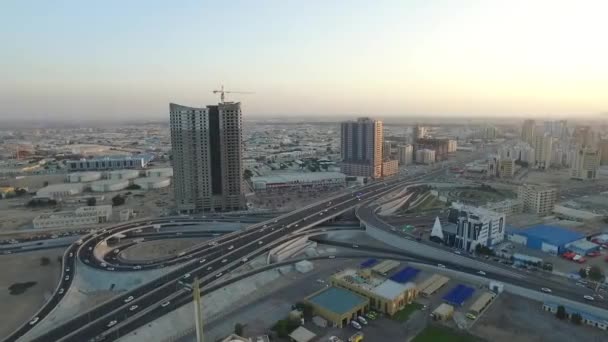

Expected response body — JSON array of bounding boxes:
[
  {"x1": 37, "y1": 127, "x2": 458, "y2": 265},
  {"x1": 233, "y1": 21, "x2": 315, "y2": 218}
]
[
  {"x1": 397, "y1": 144, "x2": 413, "y2": 166},
  {"x1": 67, "y1": 154, "x2": 153, "y2": 171},
  {"x1": 518, "y1": 184, "x2": 557, "y2": 216},
  {"x1": 340, "y1": 117, "x2": 383, "y2": 179},
  {"x1": 533, "y1": 134, "x2": 553, "y2": 169},
  {"x1": 543, "y1": 302, "x2": 608, "y2": 331},
  {"x1": 415, "y1": 138, "x2": 449, "y2": 161},
  {"x1": 415, "y1": 149, "x2": 435, "y2": 164},
  {"x1": 251, "y1": 172, "x2": 346, "y2": 191},
  {"x1": 170, "y1": 102, "x2": 245, "y2": 213},
  {"x1": 508, "y1": 224, "x2": 585, "y2": 255},
  {"x1": 447, "y1": 139, "x2": 458, "y2": 153},
  {"x1": 445, "y1": 203, "x2": 506, "y2": 252},
  {"x1": 498, "y1": 158, "x2": 515, "y2": 178},
  {"x1": 521, "y1": 119, "x2": 536, "y2": 145},
  {"x1": 33, "y1": 205, "x2": 112, "y2": 229},
  {"x1": 36, "y1": 183, "x2": 85, "y2": 199},
  {"x1": 382, "y1": 160, "x2": 398, "y2": 177},
  {"x1": 570, "y1": 146, "x2": 600, "y2": 180}
]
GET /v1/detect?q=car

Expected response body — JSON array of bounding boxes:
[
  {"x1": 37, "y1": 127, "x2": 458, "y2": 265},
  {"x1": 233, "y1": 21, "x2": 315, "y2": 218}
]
[
  {"x1": 258, "y1": 241, "x2": 264, "y2": 245},
  {"x1": 207, "y1": 266, "x2": 213, "y2": 271},
  {"x1": 221, "y1": 259, "x2": 228, "y2": 263},
  {"x1": 124, "y1": 296, "x2": 134, "y2": 303},
  {"x1": 69, "y1": 252, "x2": 73, "y2": 257},
  {"x1": 100, "y1": 262, "x2": 107, "y2": 267},
  {"x1": 84, "y1": 259, "x2": 90, "y2": 263},
  {"x1": 114, "y1": 249, "x2": 120, "y2": 254},
  {"x1": 58, "y1": 288, "x2": 65, "y2": 294},
  {"x1": 352, "y1": 244, "x2": 359, "y2": 248},
  {"x1": 215, "y1": 272, "x2": 223, "y2": 278},
  {"x1": 350, "y1": 320, "x2": 361, "y2": 329},
  {"x1": 227, "y1": 245, "x2": 234, "y2": 250},
  {"x1": 584, "y1": 295, "x2": 595, "y2": 301},
  {"x1": 329, "y1": 336, "x2": 342, "y2": 342},
  {"x1": 133, "y1": 265, "x2": 142, "y2": 270},
  {"x1": 29, "y1": 317, "x2": 39, "y2": 325},
  {"x1": 357, "y1": 316, "x2": 368, "y2": 325},
  {"x1": 199, "y1": 258, "x2": 207, "y2": 264},
  {"x1": 183, "y1": 273, "x2": 191, "y2": 279},
  {"x1": 129, "y1": 305, "x2": 138, "y2": 311},
  {"x1": 477, "y1": 270, "x2": 486, "y2": 276},
  {"x1": 64, "y1": 275, "x2": 70, "y2": 280},
  {"x1": 65, "y1": 267, "x2": 70, "y2": 272},
  {"x1": 540, "y1": 287, "x2": 552, "y2": 293},
  {"x1": 437, "y1": 264, "x2": 446, "y2": 268},
  {"x1": 328, "y1": 255, "x2": 335, "y2": 259},
  {"x1": 466, "y1": 313, "x2": 477, "y2": 320},
  {"x1": 107, "y1": 320, "x2": 118, "y2": 328},
  {"x1": 241, "y1": 258, "x2": 248, "y2": 263},
  {"x1": 454, "y1": 250, "x2": 462, "y2": 255},
  {"x1": 108, "y1": 267, "x2": 115, "y2": 271},
  {"x1": 161, "y1": 301, "x2": 170, "y2": 307}
]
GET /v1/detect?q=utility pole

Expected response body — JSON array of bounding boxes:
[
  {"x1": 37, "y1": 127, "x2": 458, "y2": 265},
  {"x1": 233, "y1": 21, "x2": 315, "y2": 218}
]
[{"x1": 193, "y1": 278, "x2": 204, "y2": 342}]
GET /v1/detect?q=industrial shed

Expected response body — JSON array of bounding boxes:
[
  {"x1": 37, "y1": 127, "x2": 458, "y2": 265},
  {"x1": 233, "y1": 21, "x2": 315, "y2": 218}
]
[
  {"x1": 431, "y1": 303, "x2": 454, "y2": 321},
  {"x1": 305, "y1": 287, "x2": 369, "y2": 328},
  {"x1": 509, "y1": 225, "x2": 585, "y2": 254},
  {"x1": 469, "y1": 292, "x2": 496, "y2": 316}
]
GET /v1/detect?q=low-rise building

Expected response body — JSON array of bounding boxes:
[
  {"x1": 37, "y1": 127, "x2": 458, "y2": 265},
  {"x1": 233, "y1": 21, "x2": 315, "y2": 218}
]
[
  {"x1": 381, "y1": 160, "x2": 398, "y2": 177},
  {"x1": 36, "y1": 183, "x2": 85, "y2": 199},
  {"x1": 543, "y1": 302, "x2": 608, "y2": 331},
  {"x1": 446, "y1": 203, "x2": 506, "y2": 252},
  {"x1": 33, "y1": 205, "x2": 112, "y2": 229},
  {"x1": 431, "y1": 303, "x2": 454, "y2": 321},
  {"x1": 67, "y1": 154, "x2": 153, "y2": 171},
  {"x1": 482, "y1": 199, "x2": 523, "y2": 215},
  {"x1": 251, "y1": 172, "x2": 345, "y2": 191},
  {"x1": 468, "y1": 292, "x2": 496, "y2": 316},
  {"x1": 415, "y1": 149, "x2": 436, "y2": 164},
  {"x1": 305, "y1": 286, "x2": 369, "y2": 328}
]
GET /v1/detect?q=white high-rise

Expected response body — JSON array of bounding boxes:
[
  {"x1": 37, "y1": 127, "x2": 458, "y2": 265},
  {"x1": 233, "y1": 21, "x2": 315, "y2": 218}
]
[
  {"x1": 570, "y1": 146, "x2": 600, "y2": 180},
  {"x1": 170, "y1": 102, "x2": 245, "y2": 213},
  {"x1": 533, "y1": 134, "x2": 552, "y2": 169},
  {"x1": 397, "y1": 144, "x2": 413, "y2": 166}
]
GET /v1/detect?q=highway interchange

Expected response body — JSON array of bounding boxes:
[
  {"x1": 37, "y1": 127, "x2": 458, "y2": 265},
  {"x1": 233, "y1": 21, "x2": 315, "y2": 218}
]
[{"x1": 4, "y1": 166, "x2": 608, "y2": 342}]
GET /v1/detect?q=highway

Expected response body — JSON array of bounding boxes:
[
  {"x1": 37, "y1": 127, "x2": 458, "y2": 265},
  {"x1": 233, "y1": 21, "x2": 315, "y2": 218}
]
[{"x1": 6, "y1": 170, "x2": 440, "y2": 342}]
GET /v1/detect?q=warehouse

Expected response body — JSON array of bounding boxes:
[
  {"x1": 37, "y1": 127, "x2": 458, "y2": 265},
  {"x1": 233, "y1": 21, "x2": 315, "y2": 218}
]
[
  {"x1": 145, "y1": 168, "x2": 173, "y2": 178},
  {"x1": 509, "y1": 224, "x2": 585, "y2": 255},
  {"x1": 106, "y1": 169, "x2": 140, "y2": 180},
  {"x1": 251, "y1": 172, "x2": 345, "y2": 191},
  {"x1": 91, "y1": 179, "x2": 129, "y2": 192},
  {"x1": 431, "y1": 303, "x2": 454, "y2": 321},
  {"x1": 543, "y1": 302, "x2": 608, "y2": 331},
  {"x1": 33, "y1": 205, "x2": 112, "y2": 229},
  {"x1": 66, "y1": 171, "x2": 102, "y2": 183},
  {"x1": 36, "y1": 183, "x2": 84, "y2": 199},
  {"x1": 566, "y1": 239, "x2": 600, "y2": 256},
  {"x1": 442, "y1": 284, "x2": 475, "y2": 307},
  {"x1": 468, "y1": 292, "x2": 496, "y2": 316},
  {"x1": 133, "y1": 177, "x2": 171, "y2": 190},
  {"x1": 67, "y1": 154, "x2": 153, "y2": 171},
  {"x1": 371, "y1": 260, "x2": 400, "y2": 276},
  {"x1": 417, "y1": 274, "x2": 450, "y2": 297},
  {"x1": 305, "y1": 286, "x2": 369, "y2": 328}
]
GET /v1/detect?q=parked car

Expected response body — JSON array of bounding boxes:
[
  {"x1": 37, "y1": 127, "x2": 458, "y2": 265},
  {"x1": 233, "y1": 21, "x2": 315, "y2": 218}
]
[{"x1": 350, "y1": 320, "x2": 362, "y2": 330}]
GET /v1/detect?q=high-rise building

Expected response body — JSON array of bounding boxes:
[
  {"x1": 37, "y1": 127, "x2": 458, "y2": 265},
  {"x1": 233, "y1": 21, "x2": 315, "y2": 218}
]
[
  {"x1": 170, "y1": 102, "x2": 245, "y2": 213},
  {"x1": 397, "y1": 144, "x2": 413, "y2": 166},
  {"x1": 415, "y1": 149, "x2": 435, "y2": 164},
  {"x1": 600, "y1": 139, "x2": 608, "y2": 166},
  {"x1": 521, "y1": 119, "x2": 536, "y2": 145},
  {"x1": 413, "y1": 125, "x2": 426, "y2": 141},
  {"x1": 570, "y1": 146, "x2": 600, "y2": 180},
  {"x1": 340, "y1": 117, "x2": 383, "y2": 178},
  {"x1": 533, "y1": 134, "x2": 552, "y2": 169},
  {"x1": 498, "y1": 158, "x2": 515, "y2": 178},
  {"x1": 518, "y1": 185, "x2": 557, "y2": 216},
  {"x1": 383, "y1": 141, "x2": 393, "y2": 159},
  {"x1": 573, "y1": 125, "x2": 595, "y2": 148}
]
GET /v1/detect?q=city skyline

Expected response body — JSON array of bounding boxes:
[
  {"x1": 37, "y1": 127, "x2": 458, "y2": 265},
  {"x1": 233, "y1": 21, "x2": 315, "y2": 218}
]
[{"x1": 2, "y1": 1, "x2": 607, "y2": 120}]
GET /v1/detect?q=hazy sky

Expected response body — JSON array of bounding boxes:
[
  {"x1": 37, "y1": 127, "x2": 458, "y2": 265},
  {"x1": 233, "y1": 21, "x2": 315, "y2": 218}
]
[{"x1": 1, "y1": 0, "x2": 607, "y2": 120}]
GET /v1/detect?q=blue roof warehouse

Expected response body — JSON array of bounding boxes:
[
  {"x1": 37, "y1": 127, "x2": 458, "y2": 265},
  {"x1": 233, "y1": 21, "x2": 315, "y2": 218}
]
[{"x1": 508, "y1": 224, "x2": 596, "y2": 255}]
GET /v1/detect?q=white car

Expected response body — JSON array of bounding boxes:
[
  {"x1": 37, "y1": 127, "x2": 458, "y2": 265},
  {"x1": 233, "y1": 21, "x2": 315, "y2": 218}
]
[
  {"x1": 65, "y1": 267, "x2": 70, "y2": 272},
  {"x1": 124, "y1": 296, "x2": 134, "y2": 303},
  {"x1": 161, "y1": 301, "x2": 170, "y2": 307},
  {"x1": 215, "y1": 272, "x2": 223, "y2": 278},
  {"x1": 129, "y1": 305, "x2": 138, "y2": 311},
  {"x1": 540, "y1": 287, "x2": 552, "y2": 293},
  {"x1": 352, "y1": 244, "x2": 359, "y2": 248},
  {"x1": 227, "y1": 245, "x2": 234, "y2": 250},
  {"x1": 350, "y1": 320, "x2": 362, "y2": 330},
  {"x1": 183, "y1": 273, "x2": 191, "y2": 279},
  {"x1": 64, "y1": 275, "x2": 70, "y2": 281},
  {"x1": 221, "y1": 259, "x2": 228, "y2": 263},
  {"x1": 328, "y1": 255, "x2": 336, "y2": 259},
  {"x1": 100, "y1": 262, "x2": 107, "y2": 267},
  {"x1": 258, "y1": 241, "x2": 264, "y2": 245},
  {"x1": 107, "y1": 267, "x2": 115, "y2": 271},
  {"x1": 107, "y1": 320, "x2": 118, "y2": 327},
  {"x1": 477, "y1": 270, "x2": 486, "y2": 276},
  {"x1": 58, "y1": 288, "x2": 65, "y2": 294},
  {"x1": 437, "y1": 264, "x2": 446, "y2": 268},
  {"x1": 207, "y1": 266, "x2": 213, "y2": 271},
  {"x1": 199, "y1": 258, "x2": 207, "y2": 264},
  {"x1": 133, "y1": 265, "x2": 142, "y2": 270},
  {"x1": 357, "y1": 316, "x2": 368, "y2": 325},
  {"x1": 29, "y1": 317, "x2": 39, "y2": 325},
  {"x1": 584, "y1": 295, "x2": 595, "y2": 301},
  {"x1": 453, "y1": 250, "x2": 462, "y2": 255},
  {"x1": 242, "y1": 258, "x2": 248, "y2": 263},
  {"x1": 69, "y1": 252, "x2": 73, "y2": 257}
]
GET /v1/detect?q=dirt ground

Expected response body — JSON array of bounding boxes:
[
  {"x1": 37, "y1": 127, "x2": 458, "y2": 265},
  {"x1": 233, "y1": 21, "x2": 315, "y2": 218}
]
[
  {"x1": 119, "y1": 238, "x2": 208, "y2": 261},
  {"x1": 0, "y1": 248, "x2": 63, "y2": 339},
  {"x1": 472, "y1": 292, "x2": 607, "y2": 342}
]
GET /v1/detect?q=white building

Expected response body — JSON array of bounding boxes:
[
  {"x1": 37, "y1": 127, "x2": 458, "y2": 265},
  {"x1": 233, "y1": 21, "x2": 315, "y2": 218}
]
[
  {"x1": 106, "y1": 169, "x2": 140, "y2": 180},
  {"x1": 415, "y1": 149, "x2": 435, "y2": 164},
  {"x1": 447, "y1": 203, "x2": 506, "y2": 251},
  {"x1": 33, "y1": 205, "x2": 112, "y2": 229},
  {"x1": 145, "y1": 168, "x2": 173, "y2": 178},
  {"x1": 133, "y1": 177, "x2": 171, "y2": 190},
  {"x1": 36, "y1": 183, "x2": 85, "y2": 199},
  {"x1": 570, "y1": 146, "x2": 600, "y2": 180},
  {"x1": 447, "y1": 140, "x2": 458, "y2": 153},
  {"x1": 251, "y1": 172, "x2": 346, "y2": 191},
  {"x1": 533, "y1": 134, "x2": 553, "y2": 169},
  {"x1": 483, "y1": 199, "x2": 523, "y2": 215},
  {"x1": 91, "y1": 179, "x2": 129, "y2": 192},
  {"x1": 66, "y1": 171, "x2": 102, "y2": 183},
  {"x1": 397, "y1": 144, "x2": 413, "y2": 166},
  {"x1": 67, "y1": 154, "x2": 153, "y2": 171}
]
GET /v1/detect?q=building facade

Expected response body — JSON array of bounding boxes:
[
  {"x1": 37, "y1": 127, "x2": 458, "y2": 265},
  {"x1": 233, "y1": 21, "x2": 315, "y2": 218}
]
[
  {"x1": 382, "y1": 160, "x2": 398, "y2": 177},
  {"x1": 415, "y1": 149, "x2": 435, "y2": 164},
  {"x1": 33, "y1": 205, "x2": 112, "y2": 229},
  {"x1": 397, "y1": 144, "x2": 413, "y2": 166},
  {"x1": 67, "y1": 154, "x2": 153, "y2": 171},
  {"x1": 498, "y1": 158, "x2": 515, "y2": 178},
  {"x1": 518, "y1": 184, "x2": 557, "y2": 216},
  {"x1": 170, "y1": 102, "x2": 244, "y2": 213},
  {"x1": 340, "y1": 117, "x2": 383, "y2": 178},
  {"x1": 521, "y1": 119, "x2": 536, "y2": 145},
  {"x1": 570, "y1": 146, "x2": 600, "y2": 180},
  {"x1": 533, "y1": 134, "x2": 553, "y2": 169},
  {"x1": 446, "y1": 203, "x2": 506, "y2": 252}
]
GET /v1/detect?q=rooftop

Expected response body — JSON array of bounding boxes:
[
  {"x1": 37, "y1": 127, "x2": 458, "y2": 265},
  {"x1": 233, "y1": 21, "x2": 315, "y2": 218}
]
[
  {"x1": 251, "y1": 172, "x2": 345, "y2": 184},
  {"x1": 517, "y1": 224, "x2": 585, "y2": 246},
  {"x1": 307, "y1": 287, "x2": 368, "y2": 315},
  {"x1": 372, "y1": 280, "x2": 416, "y2": 300}
]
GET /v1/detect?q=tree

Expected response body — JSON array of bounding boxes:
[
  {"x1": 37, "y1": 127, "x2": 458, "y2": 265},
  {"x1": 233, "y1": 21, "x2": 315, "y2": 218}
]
[
  {"x1": 234, "y1": 323, "x2": 245, "y2": 336},
  {"x1": 578, "y1": 268, "x2": 587, "y2": 279},
  {"x1": 556, "y1": 305, "x2": 567, "y2": 320},
  {"x1": 86, "y1": 197, "x2": 96, "y2": 206},
  {"x1": 571, "y1": 312, "x2": 582, "y2": 325},
  {"x1": 588, "y1": 266, "x2": 604, "y2": 282},
  {"x1": 40, "y1": 257, "x2": 50, "y2": 266},
  {"x1": 112, "y1": 194, "x2": 125, "y2": 206}
]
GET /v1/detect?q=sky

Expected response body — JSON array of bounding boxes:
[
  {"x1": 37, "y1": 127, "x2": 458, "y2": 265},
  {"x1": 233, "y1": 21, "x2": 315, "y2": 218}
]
[{"x1": 1, "y1": 0, "x2": 607, "y2": 120}]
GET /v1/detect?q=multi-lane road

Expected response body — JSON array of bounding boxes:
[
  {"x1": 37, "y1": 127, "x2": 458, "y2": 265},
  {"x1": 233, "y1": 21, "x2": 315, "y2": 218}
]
[{"x1": 5, "y1": 171, "x2": 440, "y2": 342}]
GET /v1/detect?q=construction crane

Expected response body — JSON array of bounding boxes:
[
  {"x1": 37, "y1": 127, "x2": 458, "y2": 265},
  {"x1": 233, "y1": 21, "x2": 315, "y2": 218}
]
[{"x1": 212, "y1": 85, "x2": 253, "y2": 103}]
